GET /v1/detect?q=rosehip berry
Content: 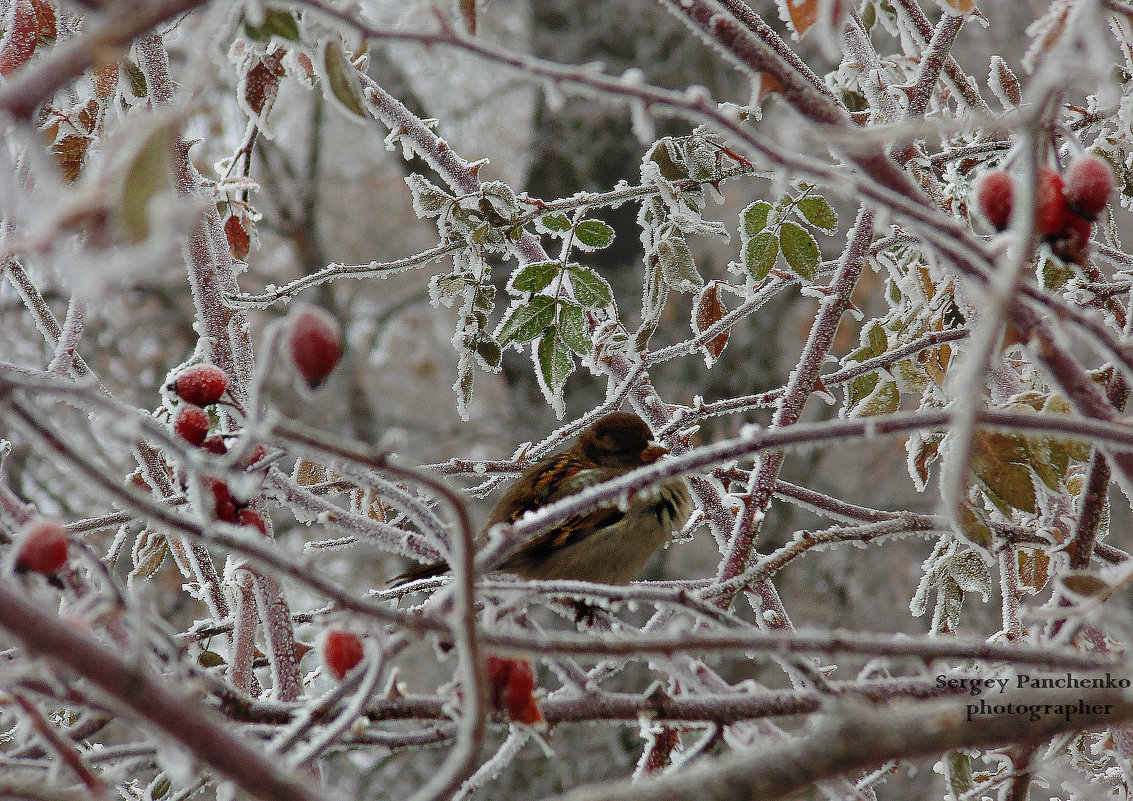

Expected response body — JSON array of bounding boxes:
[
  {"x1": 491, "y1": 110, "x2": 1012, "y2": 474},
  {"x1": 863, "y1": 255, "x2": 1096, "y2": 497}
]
[
  {"x1": 14, "y1": 517, "x2": 69, "y2": 575},
  {"x1": 1036, "y1": 167, "x2": 1071, "y2": 239},
  {"x1": 322, "y1": 629, "x2": 364, "y2": 679},
  {"x1": 1052, "y1": 213, "x2": 1093, "y2": 264},
  {"x1": 287, "y1": 306, "x2": 343, "y2": 389},
  {"x1": 486, "y1": 656, "x2": 542, "y2": 722},
  {"x1": 1063, "y1": 153, "x2": 1114, "y2": 221},
  {"x1": 201, "y1": 435, "x2": 228, "y2": 455},
  {"x1": 974, "y1": 169, "x2": 1014, "y2": 232},
  {"x1": 238, "y1": 509, "x2": 267, "y2": 535},
  {"x1": 171, "y1": 364, "x2": 229, "y2": 406},
  {"x1": 174, "y1": 404, "x2": 210, "y2": 446},
  {"x1": 204, "y1": 477, "x2": 239, "y2": 523}
]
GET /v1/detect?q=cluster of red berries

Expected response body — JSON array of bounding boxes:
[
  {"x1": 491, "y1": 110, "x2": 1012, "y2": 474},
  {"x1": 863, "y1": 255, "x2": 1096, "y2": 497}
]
[
  {"x1": 322, "y1": 628, "x2": 365, "y2": 680},
  {"x1": 13, "y1": 516, "x2": 69, "y2": 576},
  {"x1": 170, "y1": 364, "x2": 230, "y2": 453},
  {"x1": 975, "y1": 153, "x2": 1115, "y2": 264},
  {"x1": 288, "y1": 307, "x2": 343, "y2": 390},
  {"x1": 486, "y1": 656, "x2": 544, "y2": 725}
]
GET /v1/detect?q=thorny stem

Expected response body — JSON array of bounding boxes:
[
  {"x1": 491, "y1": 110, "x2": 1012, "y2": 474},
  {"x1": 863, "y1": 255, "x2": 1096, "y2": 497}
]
[
  {"x1": 265, "y1": 418, "x2": 488, "y2": 801},
  {"x1": 717, "y1": 208, "x2": 875, "y2": 594}
]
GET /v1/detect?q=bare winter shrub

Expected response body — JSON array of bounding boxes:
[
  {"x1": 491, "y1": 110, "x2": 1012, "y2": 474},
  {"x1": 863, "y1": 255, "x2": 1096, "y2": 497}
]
[{"x1": 2, "y1": 1, "x2": 1133, "y2": 799}]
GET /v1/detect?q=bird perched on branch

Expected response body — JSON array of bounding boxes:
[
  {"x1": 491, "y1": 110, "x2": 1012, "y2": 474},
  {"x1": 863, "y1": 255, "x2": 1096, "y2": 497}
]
[{"x1": 392, "y1": 412, "x2": 692, "y2": 586}]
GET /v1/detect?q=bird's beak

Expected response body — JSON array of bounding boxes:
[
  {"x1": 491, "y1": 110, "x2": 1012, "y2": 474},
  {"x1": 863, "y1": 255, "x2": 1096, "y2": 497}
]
[{"x1": 641, "y1": 441, "x2": 669, "y2": 463}]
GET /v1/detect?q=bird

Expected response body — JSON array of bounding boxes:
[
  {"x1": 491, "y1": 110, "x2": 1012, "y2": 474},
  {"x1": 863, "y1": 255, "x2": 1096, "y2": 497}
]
[{"x1": 391, "y1": 412, "x2": 692, "y2": 586}]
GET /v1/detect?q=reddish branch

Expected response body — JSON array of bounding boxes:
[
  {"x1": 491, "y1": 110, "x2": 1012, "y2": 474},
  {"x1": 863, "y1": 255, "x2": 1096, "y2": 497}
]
[{"x1": 0, "y1": 581, "x2": 321, "y2": 801}]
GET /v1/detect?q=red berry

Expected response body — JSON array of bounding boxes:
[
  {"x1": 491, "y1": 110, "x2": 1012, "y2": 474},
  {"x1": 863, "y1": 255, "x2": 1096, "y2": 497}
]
[
  {"x1": 486, "y1": 656, "x2": 541, "y2": 722},
  {"x1": 205, "y1": 478, "x2": 239, "y2": 523},
  {"x1": 1036, "y1": 167, "x2": 1071, "y2": 239},
  {"x1": 287, "y1": 307, "x2": 343, "y2": 389},
  {"x1": 1063, "y1": 154, "x2": 1114, "y2": 221},
  {"x1": 1052, "y1": 213, "x2": 1093, "y2": 264},
  {"x1": 974, "y1": 169, "x2": 1014, "y2": 232},
  {"x1": 14, "y1": 517, "x2": 69, "y2": 575},
  {"x1": 201, "y1": 435, "x2": 228, "y2": 455},
  {"x1": 174, "y1": 404, "x2": 210, "y2": 446},
  {"x1": 322, "y1": 629, "x2": 364, "y2": 679},
  {"x1": 238, "y1": 509, "x2": 267, "y2": 535},
  {"x1": 242, "y1": 444, "x2": 268, "y2": 467},
  {"x1": 171, "y1": 365, "x2": 229, "y2": 406}
]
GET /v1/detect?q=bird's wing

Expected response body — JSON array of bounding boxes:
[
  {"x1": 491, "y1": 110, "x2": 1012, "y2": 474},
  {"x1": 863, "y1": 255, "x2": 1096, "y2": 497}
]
[{"x1": 499, "y1": 464, "x2": 627, "y2": 567}]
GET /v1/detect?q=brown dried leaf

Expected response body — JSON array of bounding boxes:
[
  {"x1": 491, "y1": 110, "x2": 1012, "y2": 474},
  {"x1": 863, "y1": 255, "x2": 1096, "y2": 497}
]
[
  {"x1": 51, "y1": 134, "x2": 89, "y2": 182},
  {"x1": 693, "y1": 281, "x2": 730, "y2": 364}
]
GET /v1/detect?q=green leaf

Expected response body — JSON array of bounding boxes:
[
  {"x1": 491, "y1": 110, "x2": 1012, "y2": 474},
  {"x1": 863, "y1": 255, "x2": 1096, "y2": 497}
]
[
  {"x1": 475, "y1": 339, "x2": 502, "y2": 370},
  {"x1": 119, "y1": 123, "x2": 177, "y2": 243},
  {"x1": 538, "y1": 213, "x2": 571, "y2": 232},
  {"x1": 568, "y1": 264, "x2": 613, "y2": 307},
  {"x1": 498, "y1": 295, "x2": 555, "y2": 345},
  {"x1": 647, "y1": 139, "x2": 688, "y2": 181},
  {"x1": 658, "y1": 235, "x2": 703, "y2": 292},
  {"x1": 537, "y1": 328, "x2": 573, "y2": 391},
  {"x1": 121, "y1": 59, "x2": 147, "y2": 98},
  {"x1": 244, "y1": 9, "x2": 300, "y2": 41},
  {"x1": 743, "y1": 231, "x2": 779, "y2": 281},
  {"x1": 405, "y1": 174, "x2": 451, "y2": 216},
  {"x1": 796, "y1": 196, "x2": 838, "y2": 233},
  {"x1": 742, "y1": 201, "x2": 773, "y2": 238},
  {"x1": 780, "y1": 221, "x2": 819, "y2": 281},
  {"x1": 559, "y1": 302, "x2": 591, "y2": 354},
  {"x1": 321, "y1": 41, "x2": 366, "y2": 118},
  {"x1": 457, "y1": 360, "x2": 475, "y2": 408},
  {"x1": 511, "y1": 261, "x2": 559, "y2": 293},
  {"x1": 574, "y1": 219, "x2": 615, "y2": 250}
]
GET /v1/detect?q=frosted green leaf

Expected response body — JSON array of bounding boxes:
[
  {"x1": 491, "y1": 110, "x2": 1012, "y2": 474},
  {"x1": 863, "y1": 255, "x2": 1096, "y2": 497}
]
[
  {"x1": 475, "y1": 339, "x2": 501, "y2": 370},
  {"x1": 658, "y1": 236, "x2": 703, "y2": 292},
  {"x1": 405, "y1": 174, "x2": 451, "y2": 216},
  {"x1": 538, "y1": 328, "x2": 573, "y2": 391},
  {"x1": 321, "y1": 41, "x2": 366, "y2": 118},
  {"x1": 742, "y1": 201, "x2": 773, "y2": 238},
  {"x1": 538, "y1": 213, "x2": 571, "y2": 232},
  {"x1": 574, "y1": 219, "x2": 615, "y2": 250},
  {"x1": 796, "y1": 196, "x2": 838, "y2": 233},
  {"x1": 568, "y1": 264, "x2": 613, "y2": 307},
  {"x1": 511, "y1": 261, "x2": 559, "y2": 293},
  {"x1": 244, "y1": 9, "x2": 300, "y2": 41},
  {"x1": 780, "y1": 221, "x2": 819, "y2": 281},
  {"x1": 743, "y1": 231, "x2": 779, "y2": 281},
  {"x1": 559, "y1": 302, "x2": 591, "y2": 354},
  {"x1": 498, "y1": 295, "x2": 555, "y2": 345},
  {"x1": 120, "y1": 123, "x2": 176, "y2": 243}
]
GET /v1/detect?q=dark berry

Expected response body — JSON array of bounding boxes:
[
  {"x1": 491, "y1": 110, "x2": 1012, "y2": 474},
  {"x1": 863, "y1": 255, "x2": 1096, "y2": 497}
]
[
  {"x1": 486, "y1": 656, "x2": 542, "y2": 723},
  {"x1": 974, "y1": 169, "x2": 1014, "y2": 232},
  {"x1": 201, "y1": 435, "x2": 228, "y2": 455},
  {"x1": 205, "y1": 478, "x2": 239, "y2": 523},
  {"x1": 1052, "y1": 213, "x2": 1093, "y2": 264},
  {"x1": 174, "y1": 404, "x2": 210, "y2": 446},
  {"x1": 1063, "y1": 154, "x2": 1114, "y2": 221},
  {"x1": 322, "y1": 629, "x2": 364, "y2": 679},
  {"x1": 238, "y1": 509, "x2": 267, "y2": 535},
  {"x1": 288, "y1": 307, "x2": 343, "y2": 389},
  {"x1": 1035, "y1": 167, "x2": 1071, "y2": 240},
  {"x1": 171, "y1": 364, "x2": 229, "y2": 406},
  {"x1": 14, "y1": 517, "x2": 69, "y2": 575}
]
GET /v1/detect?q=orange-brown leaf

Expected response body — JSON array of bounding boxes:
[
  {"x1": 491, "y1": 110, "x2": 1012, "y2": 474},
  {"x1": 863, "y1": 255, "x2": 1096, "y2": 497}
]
[{"x1": 694, "y1": 281, "x2": 730, "y2": 362}]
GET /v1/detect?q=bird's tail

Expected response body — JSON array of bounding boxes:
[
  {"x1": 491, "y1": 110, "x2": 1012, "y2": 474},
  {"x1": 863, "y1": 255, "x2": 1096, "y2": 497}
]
[{"x1": 388, "y1": 559, "x2": 449, "y2": 587}]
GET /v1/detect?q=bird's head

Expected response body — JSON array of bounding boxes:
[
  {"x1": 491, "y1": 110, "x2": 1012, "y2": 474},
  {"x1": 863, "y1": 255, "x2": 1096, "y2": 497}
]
[{"x1": 578, "y1": 412, "x2": 669, "y2": 469}]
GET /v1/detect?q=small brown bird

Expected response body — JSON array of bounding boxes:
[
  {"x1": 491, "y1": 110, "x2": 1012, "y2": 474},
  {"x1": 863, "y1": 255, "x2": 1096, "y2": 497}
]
[{"x1": 393, "y1": 412, "x2": 692, "y2": 585}]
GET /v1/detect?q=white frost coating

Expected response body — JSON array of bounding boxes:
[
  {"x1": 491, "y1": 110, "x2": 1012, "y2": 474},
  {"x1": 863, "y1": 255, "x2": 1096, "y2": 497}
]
[{"x1": 630, "y1": 100, "x2": 656, "y2": 144}]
